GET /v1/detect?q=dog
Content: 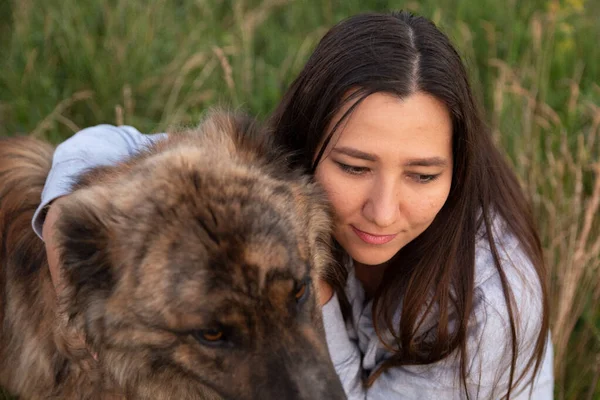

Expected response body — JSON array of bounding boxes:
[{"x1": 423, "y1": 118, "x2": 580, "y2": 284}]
[{"x1": 0, "y1": 111, "x2": 346, "y2": 399}]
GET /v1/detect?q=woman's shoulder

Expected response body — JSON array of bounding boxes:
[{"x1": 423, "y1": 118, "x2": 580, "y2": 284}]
[
  {"x1": 31, "y1": 125, "x2": 167, "y2": 239},
  {"x1": 53, "y1": 124, "x2": 167, "y2": 158}
]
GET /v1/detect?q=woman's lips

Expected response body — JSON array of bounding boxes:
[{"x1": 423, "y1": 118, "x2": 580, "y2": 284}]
[{"x1": 351, "y1": 225, "x2": 397, "y2": 245}]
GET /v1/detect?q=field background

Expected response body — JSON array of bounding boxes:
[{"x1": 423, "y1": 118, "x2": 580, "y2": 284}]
[{"x1": 1, "y1": 0, "x2": 599, "y2": 398}]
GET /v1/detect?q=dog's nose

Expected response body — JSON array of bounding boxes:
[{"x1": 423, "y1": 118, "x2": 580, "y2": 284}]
[{"x1": 252, "y1": 345, "x2": 346, "y2": 400}]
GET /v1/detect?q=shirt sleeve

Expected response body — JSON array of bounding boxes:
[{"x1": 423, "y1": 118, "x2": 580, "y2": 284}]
[
  {"x1": 31, "y1": 125, "x2": 167, "y2": 240},
  {"x1": 321, "y1": 240, "x2": 553, "y2": 400}
]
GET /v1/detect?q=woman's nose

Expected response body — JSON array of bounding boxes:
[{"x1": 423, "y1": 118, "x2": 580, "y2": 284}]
[{"x1": 362, "y1": 178, "x2": 400, "y2": 229}]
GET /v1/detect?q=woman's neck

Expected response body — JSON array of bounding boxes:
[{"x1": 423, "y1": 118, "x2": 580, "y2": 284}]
[{"x1": 353, "y1": 261, "x2": 388, "y2": 300}]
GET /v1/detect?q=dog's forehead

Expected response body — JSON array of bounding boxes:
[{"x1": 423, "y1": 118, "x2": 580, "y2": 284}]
[
  {"x1": 150, "y1": 152, "x2": 304, "y2": 232},
  {"x1": 116, "y1": 144, "x2": 315, "y2": 274},
  {"x1": 140, "y1": 146, "x2": 294, "y2": 202},
  {"x1": 149, "y1": 161, "x2": 309, "y2": 246},
  {"x1": 242, "y1": 237, "x2": 292, "y2": 270},
  {"x1": 168, "y1": 181, "x2": 312, "y2": 291},
  {"x1": 181, "y1": 210, "x2": 310, "y2": 276}
]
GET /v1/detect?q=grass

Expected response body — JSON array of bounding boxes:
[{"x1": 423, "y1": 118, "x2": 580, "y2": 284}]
[{"x1": 1, "y1": 0, "x2": 599, "y2": 398}]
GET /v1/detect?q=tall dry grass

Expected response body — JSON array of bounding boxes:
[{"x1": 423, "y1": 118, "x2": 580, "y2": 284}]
[{"x1": 480, "y1": 7, "x2": 600, "y2": 397}]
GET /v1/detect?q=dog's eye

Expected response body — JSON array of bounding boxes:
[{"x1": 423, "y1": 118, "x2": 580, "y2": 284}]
[
  {"x1": 192, "y1": 328, "x2": 225, "y2": 346},
  {"x1": 295, "y1": 279, "x2": 310, "y2": 303},
  {"x1": 201, "y1": 329, "x2": 223, "y2": 341},
  {"x1": 295, "y1": 284, "x2": 306, "y2": 300}
]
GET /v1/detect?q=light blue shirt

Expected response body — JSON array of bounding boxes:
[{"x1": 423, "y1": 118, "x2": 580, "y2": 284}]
[{"x1": 32, "y1": 125, "x2": 554, "y2": 399}]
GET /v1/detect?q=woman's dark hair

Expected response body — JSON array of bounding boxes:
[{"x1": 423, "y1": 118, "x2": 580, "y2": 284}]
[{"x1": 269, "y1": 10, "x2": 549, "y2": 399}]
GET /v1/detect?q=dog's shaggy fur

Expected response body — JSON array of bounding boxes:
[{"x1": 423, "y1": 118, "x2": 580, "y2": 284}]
[{"x1": 0, "y1": 112, "x2": 346, "y2": 399}]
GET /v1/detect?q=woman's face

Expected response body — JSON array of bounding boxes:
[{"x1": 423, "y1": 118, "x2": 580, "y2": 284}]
[{"x1": 314, "y1": 92, "x2": 453, "y2": 267}]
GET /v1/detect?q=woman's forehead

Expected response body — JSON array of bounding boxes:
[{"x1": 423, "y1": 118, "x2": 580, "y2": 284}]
[{"x1": 324, "y1": 92, "x2": 453, "y2": 162}]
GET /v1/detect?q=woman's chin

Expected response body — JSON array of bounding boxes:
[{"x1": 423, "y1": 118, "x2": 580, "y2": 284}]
[{"x1": 345, "y1": 247, "x2": 397, "y2": 267}]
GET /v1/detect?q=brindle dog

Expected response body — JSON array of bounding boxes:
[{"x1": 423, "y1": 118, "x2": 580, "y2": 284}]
[{"x1": 0, "y1": 112, "x2": 346, "y2": 399}]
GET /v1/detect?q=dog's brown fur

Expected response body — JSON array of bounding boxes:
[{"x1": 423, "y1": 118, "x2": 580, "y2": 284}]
[{"x1": 0, "y1": 112, "x2": 346, "y2": 399}]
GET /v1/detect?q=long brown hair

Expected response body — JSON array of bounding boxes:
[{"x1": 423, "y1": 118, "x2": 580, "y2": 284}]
[{"x1": 269, "y1": 11, "x2": 549, "y2": 399}]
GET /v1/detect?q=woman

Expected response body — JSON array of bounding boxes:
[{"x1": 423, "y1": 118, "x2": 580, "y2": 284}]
[{"x1": 34, "y1": 11, "x2": 553, "y2": 399}]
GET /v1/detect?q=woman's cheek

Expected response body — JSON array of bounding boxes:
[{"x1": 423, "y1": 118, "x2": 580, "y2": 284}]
[
  {"x1": 319, "y1": 170, "x2": 364, "y2": 216},
  {"x1": 411, "y1": 193, "x2": 447, "y2": 224}
]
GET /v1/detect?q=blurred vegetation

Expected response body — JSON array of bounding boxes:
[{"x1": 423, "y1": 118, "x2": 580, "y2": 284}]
[{"x1": 1, "y1": 0, "x2": 599, "y2": 398}]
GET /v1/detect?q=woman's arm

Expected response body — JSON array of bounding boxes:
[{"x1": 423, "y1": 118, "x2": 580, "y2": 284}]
[
  {"x1": 32, "y1": 124, "x2": 167, "y2": 240},
  {"x1": 33, "y1": 124, "x2": 167, "y2": 287},
  {"x1": 43, "y1": 196, "x2": 66, "y2": 289}
]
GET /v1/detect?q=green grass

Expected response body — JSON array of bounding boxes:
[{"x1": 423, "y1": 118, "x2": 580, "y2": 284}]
[{"x1": 1, "y1": 0, "x2": 599, "y2": 398}]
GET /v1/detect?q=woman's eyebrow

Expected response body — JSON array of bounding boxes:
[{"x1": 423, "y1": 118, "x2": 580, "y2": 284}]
[
  {"x1": 403, "y1": 157, "x2": 448, "y2": 167},
  {"x1": 331, "y1": 147, "x2": 448, "y2": 167},
  {"x1": 331, "y1": 147, "x2": 377, "y2": 161}
]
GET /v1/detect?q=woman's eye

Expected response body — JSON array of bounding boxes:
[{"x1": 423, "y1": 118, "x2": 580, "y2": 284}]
[
  {"x1": 336, "y1": 162, "x2": 369, "y2": 175},
  {"x1": 411, "y1": 174, "x2": 440, "y2": 184}
]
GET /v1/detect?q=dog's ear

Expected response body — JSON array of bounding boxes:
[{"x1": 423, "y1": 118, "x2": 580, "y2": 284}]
[{"x1": 55, "y1": 189, "x2": 116, "y2": 310}]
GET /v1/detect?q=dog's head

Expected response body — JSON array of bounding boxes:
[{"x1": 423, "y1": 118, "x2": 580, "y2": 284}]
[{"x1": 55, "y1": 112, "x2": 346, "y2": 400}]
